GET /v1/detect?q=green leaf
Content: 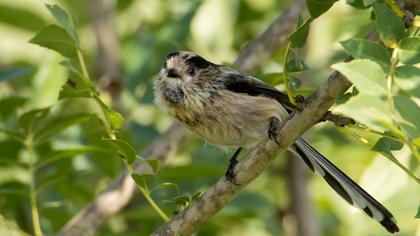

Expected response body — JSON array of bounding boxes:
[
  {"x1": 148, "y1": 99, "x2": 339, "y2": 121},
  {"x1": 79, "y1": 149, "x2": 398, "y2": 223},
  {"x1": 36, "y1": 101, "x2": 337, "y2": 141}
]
[
  {"x1": 0, "y1": 5, "x2": 46, "y2": 31},
  {"x1": 146, "y1": 159, "x2": 160, "y2": 173},
  {"x1": 340, "y1": 39, "x2": 390, "y2": 71},
  {"x1": 398, "y1": 37, "x2": 420, "y2": 65},
  {"x1": 18, "y1": 107, "x2": 50, "y2": 132},
  {"x1": 103, "y1": 138, "x2": 136, "y2": 164},
  {"x1": 286, "y1": 58, "x2": 310, "y2": 72},
  {"x1": 29, "y1": 24, "x2": 78, "y2": 57},
  {"x1": 394, "y1": 66, "x2": 420, "y2": 98},
  {"x1": 95, "y1": 97, "x2": 124, "y2": 130},
  {"x1": 332, "y1": 59, "x2": 387, "y2": 96},
  {"x1": 394, "y1": 96, "x2": 420, "y2": 139},
  {"x1": 107, "y1": 108, "x2": 124, "y2": 130},
  {"x1": 260, "y1": 73, "x2": 285, "y2": 85},
  {"x1": 45, "y1": 4, "x2": 78, "y2": 44},
  {"x1": 191, "y1": 191, "x2": 203, "y2": 201},
  {"x1": 59, "y1": 77, "x2": 93, "y2": 99},
  {"x1": 153, "y1": 182, "x2": 180, "y2": 193},
  {"x1": 0, "y1": 128, "x2": 24, "y2": 142},
  {"x1": 372, "y1": 3, "x2": 405, "y2": 48},
  {"x1": 288, "y1": 18, "x2": 313, "y2": 48},
  {"x1": 306, "y1": 0, "x2": 338, "y2": 18},
  {"x1": 416, "y1": 205, "x2": 420, "y2": 218},
  {"x1": 0, "y1": 67, "x2": 33, "y2": 83},
  {"x1": 289, "y1": 77, "x2": 301, "y2": 90},
  {"x1": 131, "y1": 173, "x2": 155, "y2": 189},
  {"x1": 36, "y1": 146, "x2": 109, "y2": 169},
  {"x1": 0, "y1": 96, "x2": 27, "y2": 118},
  {"x1": 346, "y1": 0, "x2": 369, "y2": 9},
  {"x1": 172, "y1": 195, "x2": 191, "y2": 208},
  {"x1": 334, "y1": 93, "x2": 391, "y2": 131},
  {"x1": 371, "y1": 137, "x2": 403, "y2": 159},
  {"x1": 34, "y1": 113, "x2": 91, "y2": 144}
]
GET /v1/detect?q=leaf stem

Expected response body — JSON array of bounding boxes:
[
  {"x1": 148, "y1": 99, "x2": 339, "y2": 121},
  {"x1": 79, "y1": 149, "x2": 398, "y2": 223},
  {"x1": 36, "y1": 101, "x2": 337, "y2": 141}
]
[
  {"x1": 385, "y1": 0, "x2": 405, "y2": 18},
  {"x1": 26, "y1": 135, "x2": 43, "y2": 236},
  {"x1": 282, "y1": 42, "x2": 296, "y2": 105}
]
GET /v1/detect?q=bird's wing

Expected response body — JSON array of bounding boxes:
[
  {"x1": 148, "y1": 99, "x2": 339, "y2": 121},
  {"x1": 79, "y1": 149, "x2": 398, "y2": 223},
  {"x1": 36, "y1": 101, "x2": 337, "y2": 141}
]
[{"x1": 220, "y1": 69, "x2": 295, "y2": 112}]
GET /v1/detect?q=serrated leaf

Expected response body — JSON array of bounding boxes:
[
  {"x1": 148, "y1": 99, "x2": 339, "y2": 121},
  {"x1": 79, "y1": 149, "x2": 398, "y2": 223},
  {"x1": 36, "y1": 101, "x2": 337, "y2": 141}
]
[
  {"x1": 340, "y1": 38, "x2": 390, "y2": 71},
  {"x1": 332, "y1": 59, "x2": 387, "y2": 96},
  {"x1": 0, "y1": 67, "x2": 33, "y2": 83},
  {"x1": 34, "y1": 113, "x2": 91, "y2": 144},
  {"x1": 18, "y1": 107, "x2": 50, "y2": 132},
  {"x1": 372, "y1": 3, "x2": 405, "y2": 48},
  {"x1": 394, "y1": 66, "x2": 420, "y2": 98},
  {"x1": 334, "y1": 93, "x2": 391, "y2": 131},
  {"x1": 29, "y1": 24, "x2": 77, "y2": 57},
  {"x1": 306, "y1": 0, "x2": 338, "y2": 18},
  {"x1": 288, "y1": 18, "x2": 313, "y2": 48},
  {"x1": 398, "y1": 37, "x2": 420, "y2": 65},
  {"x1": 131, "y1": 173, "x2": 155, "y2": 189},
  {"x1": 104, "y1": 138, "x2": 136, "y2": 164},
  {"x1": 45, "y1": 4, "x2": 78, "y2": 44},
  {"x1": 59, "y1": 74, "x2": 93, "y2": 99}
]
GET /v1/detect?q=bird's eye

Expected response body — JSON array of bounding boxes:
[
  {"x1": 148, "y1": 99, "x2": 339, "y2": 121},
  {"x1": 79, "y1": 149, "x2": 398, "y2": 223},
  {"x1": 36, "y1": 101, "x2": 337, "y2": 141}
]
[{"x1": 187, "y1": 67, "x2": 195, "y2": 76}]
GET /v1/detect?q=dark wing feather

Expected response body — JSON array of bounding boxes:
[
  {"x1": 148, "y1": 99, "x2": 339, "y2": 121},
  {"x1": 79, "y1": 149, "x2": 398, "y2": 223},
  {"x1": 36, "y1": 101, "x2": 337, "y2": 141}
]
[
  {"x1": 220, "y1": 70, "x2": 295, "y2": 112},
  {"x1": 294, "y1": 138, "x2": 399, "y2": 233}
]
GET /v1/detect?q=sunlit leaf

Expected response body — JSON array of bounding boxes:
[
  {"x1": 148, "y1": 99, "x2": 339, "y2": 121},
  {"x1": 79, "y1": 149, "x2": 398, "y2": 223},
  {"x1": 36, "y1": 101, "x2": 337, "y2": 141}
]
[
  {"x1": 398, "y1": 37, "x2": 420, "y2": 65},
  {"x1": 260, "y1": 73, "x2": 285, "y2": 85},
  {"x1": 394, "y1": 96, "x2": 420, "y2": 139},
  {"x1": 332, "y1": 59, "x2": 387, "y2": 96},
  {"x1": 29, "y1": 24, "x2": 78, "y2": 57},
  {"x1": 340, "y1": 38, "x2": 390, "y2": 71},
  {"x1": 0, "y1": 5, "x2": 46, "y2": 31},
  {"x1": 153, "y1": 182, "x2": 180, "y2": 193},
  {"x1": 394, "y1": 66, "x2": 420, "y2": 98},
  {"x1": 45, "y1": 4, "x2": 78, "y2": 44},
  {"x1": 372, "y1": 3, "x2": 404, "y2": 48},
  {"x1": 103, "y1": 138, "x2": 136, "y2": 164}
]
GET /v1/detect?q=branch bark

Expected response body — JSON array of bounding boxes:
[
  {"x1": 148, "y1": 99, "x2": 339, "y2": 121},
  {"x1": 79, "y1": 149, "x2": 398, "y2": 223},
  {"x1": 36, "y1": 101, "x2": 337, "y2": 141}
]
[
  {"x1": 59, "y1": 1, "x2": 307, "y2": 235},
  {"x1": 152, "y1": 69, "x2": 352, "y2": 236}
]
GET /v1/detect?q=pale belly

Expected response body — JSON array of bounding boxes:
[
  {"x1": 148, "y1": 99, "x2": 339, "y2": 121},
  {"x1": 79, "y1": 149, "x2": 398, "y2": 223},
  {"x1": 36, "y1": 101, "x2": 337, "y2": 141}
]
[{"x1": 181, "y1": 93, "x2": 289, "y2": 148}]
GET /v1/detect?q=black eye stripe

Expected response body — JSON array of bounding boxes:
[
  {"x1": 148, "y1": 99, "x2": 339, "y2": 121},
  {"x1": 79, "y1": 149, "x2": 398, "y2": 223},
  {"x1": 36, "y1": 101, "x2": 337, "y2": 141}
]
[{"x1": 185, "y1": 56, "x2": 215, "y2": 69}]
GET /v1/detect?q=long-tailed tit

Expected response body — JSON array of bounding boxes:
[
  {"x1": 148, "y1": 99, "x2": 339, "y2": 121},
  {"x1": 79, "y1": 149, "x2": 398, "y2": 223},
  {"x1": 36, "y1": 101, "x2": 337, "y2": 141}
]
[{"x1": 153, "y1": 51, "x2": 399, "y2": 233}]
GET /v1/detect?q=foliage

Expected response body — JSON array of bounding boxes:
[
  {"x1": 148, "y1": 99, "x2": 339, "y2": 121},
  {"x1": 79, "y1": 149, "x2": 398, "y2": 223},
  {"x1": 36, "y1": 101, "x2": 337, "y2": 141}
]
[{"x1": 0, "y1": 0, "x2": 419, "y2": 235}]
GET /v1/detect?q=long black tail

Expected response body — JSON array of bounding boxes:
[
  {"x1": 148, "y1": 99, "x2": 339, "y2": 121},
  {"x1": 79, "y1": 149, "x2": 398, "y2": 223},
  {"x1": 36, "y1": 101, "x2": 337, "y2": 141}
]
[{"x1": 293, "y1": 138, "x2": 399, "y2": 233}]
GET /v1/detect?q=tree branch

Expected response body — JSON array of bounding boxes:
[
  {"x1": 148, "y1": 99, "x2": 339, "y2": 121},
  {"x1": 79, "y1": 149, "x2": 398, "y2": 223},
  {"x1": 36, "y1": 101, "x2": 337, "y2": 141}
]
[
  {"x1": 58, "y1": 1, "x2": 307, "y2": 235},
  {"x1": 152, "y1": 69, "x2": 352, "y2": 236}
]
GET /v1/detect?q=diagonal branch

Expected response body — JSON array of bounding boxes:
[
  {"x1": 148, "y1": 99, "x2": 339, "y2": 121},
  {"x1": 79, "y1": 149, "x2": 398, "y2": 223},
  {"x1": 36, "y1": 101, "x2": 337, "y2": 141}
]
[
  {"x1": 58, "y1": 1, "x2": 307, "y2": 235},
  {"x1": 152, "y1": 69, "x2": 352, "y2": 235}
]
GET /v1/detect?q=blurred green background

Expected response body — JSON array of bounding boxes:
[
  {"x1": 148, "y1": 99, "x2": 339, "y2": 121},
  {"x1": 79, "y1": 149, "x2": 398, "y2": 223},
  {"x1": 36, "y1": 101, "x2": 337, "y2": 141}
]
[{"x1": 0, "y1": 0, "x2": 418, "y2": 235}]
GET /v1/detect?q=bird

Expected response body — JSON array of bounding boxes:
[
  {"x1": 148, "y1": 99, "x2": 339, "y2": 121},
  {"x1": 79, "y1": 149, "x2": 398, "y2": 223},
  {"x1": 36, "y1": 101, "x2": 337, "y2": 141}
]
[{"x1": 153, "y1": 51, "x2": 399, "y2": 233}]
